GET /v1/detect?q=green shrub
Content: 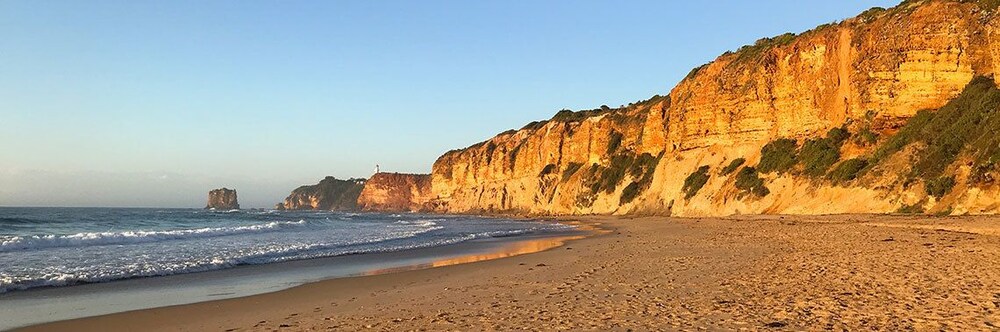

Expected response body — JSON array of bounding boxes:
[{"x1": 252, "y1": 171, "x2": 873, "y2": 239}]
[
  {"x1": 965, "y1": 0, "x2": 1000, "y2": 12},
  {"x1": 686, "y1": 64, "x2": 708, "y2": 80},
  {"x1": 797, "y1": 127, "x2": 850, "y2": 177},
  {"x1": 606, "y1": 131, "x2": 624, "y2": 155},
  {"x1": 855, "y1": 127, "x2": 878, "y2": 146},
  {"x1": 925, "y1": 176, "x2": 956, "y2": 198},
  {"x1": 866, "y1": 77, "x2": 1000, "y2": 182},
  {"x1": 825, "y1": 126, "x2": 850, "y2": 144},
  {"x1": 858, "y1": 7, "x2": 886, "y2": 22},
  {"x1": 620, "y1": 182, "x2": 642, "y2": 205},
  {"x1": 828, "y1": 158, "x2": 868, "y2": 183},
  {"x1": 539, "y1": 164, "x2": 557, "y2": 177},
  {"x1": 562, "y1": 162, "x2": 584, "y2": 183},
  {"x1": 758, "y1": 138, "x2": 798, "y2": 174},
  {"x1": 735, "y1": 167, "x2": 770, "y2": 198},
  {"x1": 589, "y1": 154, "x2": 633, "y2": 194},
  {"x1": 721, "y1": 158, "x2": 746, "y2": 175},
  {"x1": 582, "y1": 151, "x2": 662, "y2": 199},
  {"x1": 521, "y1": 120, "x2": 548, "y2": 131},
  {"x1": 551, "y1": 109, "x2": 605, "y2": 122},
  {"x1": 682, "y1": 166, "x2": 711, "y2": 199},
  {"x1": 799, "y1": 139, "x2": 839, "y2": 177},
  {"x1": 868, "y1": 110, "x2": 932, "y2": 166},
  {"x1": 730, "y1": 33, "x2": 797, "y2": 66},
  {"x1": 629, "y1": 153, "x2": 658, "y2": 178},
  {"x1": 896, "y1": 203, "x2": 925, "y2": 214}
]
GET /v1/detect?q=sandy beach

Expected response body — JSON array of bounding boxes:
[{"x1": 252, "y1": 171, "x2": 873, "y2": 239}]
[{"x1": 21, "y1": 215, "x2": 1000, "y2": 331}]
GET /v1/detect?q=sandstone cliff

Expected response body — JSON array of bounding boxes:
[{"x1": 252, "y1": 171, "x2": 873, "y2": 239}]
[
  {"x1": 363, "y1": 0, "x2": 1000, "y2": 216},
  {"x1": 275, "y1": 177, "x2": 365, "y2": 211},
  {"x1": 206, "y1": 188, "x2": 239, "y2": 210},
  {"x1": 357, "y1": 173, "x2": 434, "y2": 212}
]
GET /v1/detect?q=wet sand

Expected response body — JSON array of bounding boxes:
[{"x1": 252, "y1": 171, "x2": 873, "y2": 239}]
[{"x1": 21, "y1": 215, "x2": 1000, "y2": 331}]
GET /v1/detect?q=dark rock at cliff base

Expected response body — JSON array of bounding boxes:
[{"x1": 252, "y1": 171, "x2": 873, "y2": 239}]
[
  {"x1": 206, "y1": 188, "x2": 240, "y2": 210},
  {"x1": 275, "y1": 176, "x2": 366, "y2": 211}
]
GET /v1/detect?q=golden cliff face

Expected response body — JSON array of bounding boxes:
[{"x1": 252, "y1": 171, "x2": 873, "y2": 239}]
[
  {"x1": 357, "y1": 173, "x2": 434, "y2": 212},
  {"x1": 361, "y1": 0, "x2": 1000, "y2": 216},
  {"x1": 670, "y1": 0, "x2": 983, "y2": 151}
]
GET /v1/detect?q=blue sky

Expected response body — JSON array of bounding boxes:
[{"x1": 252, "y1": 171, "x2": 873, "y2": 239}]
[{"x1": 0, "y1": 0, "x2": 899, "y2": 207}]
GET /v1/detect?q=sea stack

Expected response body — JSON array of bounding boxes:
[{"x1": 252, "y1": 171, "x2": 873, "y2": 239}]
[{"x1": 206, "y1": 188, "x2": 240, "y2": 210}]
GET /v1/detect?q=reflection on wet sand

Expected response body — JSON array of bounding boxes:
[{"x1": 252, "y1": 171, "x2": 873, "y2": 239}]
[{"x1": 361, "y1": 234, "x2": 588, "y2": 276}]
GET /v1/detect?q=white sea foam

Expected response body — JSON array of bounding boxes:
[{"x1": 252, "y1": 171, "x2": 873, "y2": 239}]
[
  {"x1": 0, "y1": 222, "x2": 448, "y2": 293},
  {"x1": 394, "y1": 219, "x2": 443, "y2": 228},
  {"x1": 0, "y1": 220, "x2": 308, "y2": 252},
  {"x1": 0, "y1": 210, "x2": 572, "y2": 294}
]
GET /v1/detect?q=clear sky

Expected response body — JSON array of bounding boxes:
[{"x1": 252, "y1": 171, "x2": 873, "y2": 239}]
[{"x1": 0, "y1": 0, "x2": 899, "y2": 208}]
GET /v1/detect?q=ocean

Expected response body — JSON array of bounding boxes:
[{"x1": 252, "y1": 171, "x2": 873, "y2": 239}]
[{"x1": 0, "y1": 207, "x2": 572, "y2": 294}]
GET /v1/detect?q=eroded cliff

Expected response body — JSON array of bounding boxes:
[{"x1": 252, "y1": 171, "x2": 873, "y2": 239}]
[
  {"x1": 357, "y1": 173, "x2": 434, "y2": 212},
  {"x1": 275, "y1": 177, "x2": 366, "y2": 211},
  {"x1": 363, "y1": 0, "x2": 1000, "y2": 216}
]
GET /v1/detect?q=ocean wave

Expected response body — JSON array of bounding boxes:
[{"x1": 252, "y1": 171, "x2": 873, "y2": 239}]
[
  {"x1": 0, "y1": 223, "x2": 447, "y2": 293},
  {"x1": 0, "y1": 220, "x2": 309, "y2": 252},
  {"x1": 394, "y1": 219, "x2": 443, "y2": 228},
  {"x1": 0, "y1": 217, "x2": 48, "y2": 225},
  {"x1": 0, "y1": 215, "x2": 571, "y2": 294}
]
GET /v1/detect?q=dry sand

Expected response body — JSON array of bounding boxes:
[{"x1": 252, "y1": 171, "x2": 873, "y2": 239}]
[{"x1": 22, "y1": 215, "x2": 1000, "y2": 331}]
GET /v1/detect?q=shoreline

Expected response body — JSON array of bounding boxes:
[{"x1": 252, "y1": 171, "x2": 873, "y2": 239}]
[
  {"x1": 20, "y1": 214, "x2": 1000, "y2": 330},
  {"x1": 5, "y1": 220, "x2": 593, "y2": 331}
]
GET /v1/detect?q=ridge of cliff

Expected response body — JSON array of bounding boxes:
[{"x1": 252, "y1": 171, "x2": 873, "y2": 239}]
[
  {"x1": 275, "y1": 177, "x2": 366, "y2": 211},
  {"x1": 362, "y1": 0, "x2": 1000, "y2": 216}
]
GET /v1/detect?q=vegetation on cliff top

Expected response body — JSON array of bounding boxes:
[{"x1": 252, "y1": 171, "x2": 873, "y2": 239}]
[
  {"x1": 727, "y1": 32, "x2": 797, "y2": 67},
  {"x1": 278, "y1": 176, "x2": 366, "y2": 211}
]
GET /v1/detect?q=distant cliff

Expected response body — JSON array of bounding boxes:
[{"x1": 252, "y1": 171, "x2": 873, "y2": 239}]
[
  {"x1": 275, "y1": 177, "x2": 366, "y2": 211},
  {"x1": 362, "y1": 0, "x2": 1000, "y2": 216},
  {"x1": 357, "y1": 173, "x2": 433, "y2": 212},
  {"x1": 206, "y1": 188, "x2": 239, "y2": 210}
]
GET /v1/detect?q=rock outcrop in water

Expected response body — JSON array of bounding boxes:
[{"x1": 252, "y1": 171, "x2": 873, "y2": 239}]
[
  {"x1": 360, "y1": 0, "x2": 1000, "y2": 216},
  {"x1": 206, "y1": 188, "x2": 240, "y2": 210},
  {"x1": 275, "y1": 177, "x2": 366, "y2": 211}
]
